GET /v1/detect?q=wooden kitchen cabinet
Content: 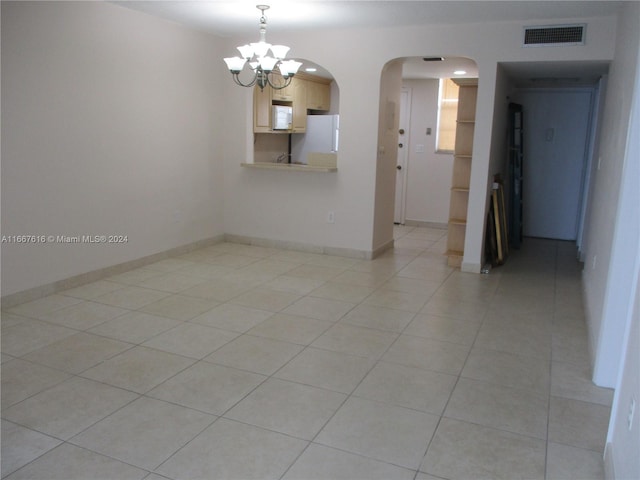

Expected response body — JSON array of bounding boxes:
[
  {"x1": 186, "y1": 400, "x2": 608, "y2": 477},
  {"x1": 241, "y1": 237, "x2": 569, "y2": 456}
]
[
  {"x1": 291, "y1": 78, "x2": 307, "y2": 132},
  {"x1": 253, "y1": 86, "x2": 273, "y2": 133},
  {"x1": 305, "y1": 79, "x2": 331, "y2": 111},
  {"x1": 253, "y1": 73, "x2": 331, "y2": 133}
]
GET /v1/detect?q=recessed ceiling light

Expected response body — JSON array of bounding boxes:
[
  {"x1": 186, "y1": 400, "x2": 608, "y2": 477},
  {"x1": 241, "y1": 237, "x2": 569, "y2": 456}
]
[
  {"x1": 305, "y1": 67, "x2": 317, "y2": 72},
  {"x1": 454, "y1": 70, "x2": 467, "y2": 75}
]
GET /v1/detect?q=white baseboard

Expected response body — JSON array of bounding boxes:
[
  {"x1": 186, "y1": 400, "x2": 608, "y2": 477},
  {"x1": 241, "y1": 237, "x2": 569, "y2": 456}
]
[
  {"x1": 403, "y1": 220, "x2": 448, "y2": 229},
  {"x1": 604, "y1": 442, "x2": 615, "y2": 480},
  {"x1": 224, "y1": 233, "x2": 374, "y2": 260}
]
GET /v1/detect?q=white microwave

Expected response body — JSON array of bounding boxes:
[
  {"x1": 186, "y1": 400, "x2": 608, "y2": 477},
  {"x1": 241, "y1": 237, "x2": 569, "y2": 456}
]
[{"x1": 272, "y1": 105, "x2": 293, "y2": 130}]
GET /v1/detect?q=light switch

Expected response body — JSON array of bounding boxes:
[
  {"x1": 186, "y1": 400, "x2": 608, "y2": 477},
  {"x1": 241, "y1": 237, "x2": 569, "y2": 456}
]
[{"x1": 426, "y1": 128, "x2": 432, "y2": 135}]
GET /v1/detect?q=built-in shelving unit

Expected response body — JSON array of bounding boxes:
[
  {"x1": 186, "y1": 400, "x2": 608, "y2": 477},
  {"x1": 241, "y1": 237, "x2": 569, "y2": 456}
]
[{"x1": 445, "y1": 79, "x2": 478, "y2": 268}]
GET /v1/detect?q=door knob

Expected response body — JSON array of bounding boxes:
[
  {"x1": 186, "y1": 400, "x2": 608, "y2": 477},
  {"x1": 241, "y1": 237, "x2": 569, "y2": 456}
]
[
  {"x1": 397, "y1": 165, "x2": 402, "y2": 170},
  {"x1": 398, "y1": 143, "x2": 403, "y2": 148},
  {"x1": 399, "y1": 128, "x2": 405, "y2": 135}
]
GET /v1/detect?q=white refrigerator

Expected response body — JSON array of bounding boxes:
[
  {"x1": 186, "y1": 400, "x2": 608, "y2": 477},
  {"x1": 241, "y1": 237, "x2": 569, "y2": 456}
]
[{"x1": 291, "y1": 115, "x2": 339, "y2": 164}]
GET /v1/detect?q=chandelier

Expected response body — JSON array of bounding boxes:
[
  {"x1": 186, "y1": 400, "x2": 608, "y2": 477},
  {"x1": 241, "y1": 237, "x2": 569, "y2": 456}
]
[{"x1": 224, "y1": 5, "x2": 302, "y2": 91}]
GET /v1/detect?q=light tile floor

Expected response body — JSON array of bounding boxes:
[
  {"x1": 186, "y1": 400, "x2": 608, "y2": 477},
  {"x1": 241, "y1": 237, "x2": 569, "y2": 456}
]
[{"x1": 1, "y1": 226, "x2": 613, "y2": 479}]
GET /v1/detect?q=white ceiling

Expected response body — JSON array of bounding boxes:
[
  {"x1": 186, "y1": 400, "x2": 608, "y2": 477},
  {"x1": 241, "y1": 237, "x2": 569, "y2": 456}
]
[
  {"x1": 115, "y1": 1, "x2": 618, "y2": 84},
  {"x1": 115, "y1": 1, "x2": 622, "y2": 37}
]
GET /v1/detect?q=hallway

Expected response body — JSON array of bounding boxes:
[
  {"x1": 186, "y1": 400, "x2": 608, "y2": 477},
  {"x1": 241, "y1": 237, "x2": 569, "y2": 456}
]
[{"x1": 1, "y1": 226, "x2": 612, "y2": 479}]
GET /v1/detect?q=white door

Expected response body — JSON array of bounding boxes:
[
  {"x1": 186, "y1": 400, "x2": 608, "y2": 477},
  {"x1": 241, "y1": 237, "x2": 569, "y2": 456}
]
[
  {"x1": 520, "y1": 89, "x2": 593, "y2": 240},
  {"x1": 394, "y1": 88, "x2": 411, "y2": 224}
]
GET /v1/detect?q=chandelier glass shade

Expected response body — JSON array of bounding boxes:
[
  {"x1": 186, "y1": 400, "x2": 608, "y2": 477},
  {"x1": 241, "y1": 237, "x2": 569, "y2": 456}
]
[{"x1": 224, "y1": 5, "x2": 302, "y2": 91}]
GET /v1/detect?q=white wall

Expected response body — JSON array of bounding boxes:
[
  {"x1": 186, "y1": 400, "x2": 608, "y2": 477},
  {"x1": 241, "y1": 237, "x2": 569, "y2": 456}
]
[
  {"x1": 402, "y1": 79, "x2": 453, "y2": 226},
  {"x1": 1, "y1": 1, "x2": 226, "y2": 296},
  {"x1": 222, "y1": 15, "x2": 617, "y2": 260},
  {"x1": 603, "y1": 10, "x2": 640, "y2": 477},
  {"x1": 581, "y1": 2, "x2": 640, "y2": 388}
]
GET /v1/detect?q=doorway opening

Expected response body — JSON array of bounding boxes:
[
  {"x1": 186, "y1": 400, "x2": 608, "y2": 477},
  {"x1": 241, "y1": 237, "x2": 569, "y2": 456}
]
[
  {"x1": 501, "y1": 61, "x2": 610, "y2": 258},
  {"x1": 392, "y1": 56, "x2": 479, "y2": 228}
]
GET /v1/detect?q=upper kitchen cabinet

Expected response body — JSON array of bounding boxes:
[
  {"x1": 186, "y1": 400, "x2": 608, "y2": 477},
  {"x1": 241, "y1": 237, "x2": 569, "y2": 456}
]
[
  {"x1": 253, "y1": 72, "x2": 333, "y2": 133},
  {"x1": 305, "y1": 77, "x2": 331, "y2": 111}
]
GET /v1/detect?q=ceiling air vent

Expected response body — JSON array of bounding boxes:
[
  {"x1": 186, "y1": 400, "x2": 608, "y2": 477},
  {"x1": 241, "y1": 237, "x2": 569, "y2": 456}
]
[{"x1": 523, "y1": 24, "x2": 585, "y2": 47}]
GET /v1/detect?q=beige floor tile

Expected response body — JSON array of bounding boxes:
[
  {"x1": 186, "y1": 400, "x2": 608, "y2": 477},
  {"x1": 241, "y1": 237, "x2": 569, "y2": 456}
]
[
  {"x1": 309, "y1": 281, "x2": 376, "y2": 303},
  {"x1": 1, "y1": 359, "x2": 71, "y2": 408},
  {"x1": 382, "y1": 335, "x2": 469, "y2": 375},
  {"x1": 0, "y1": 312, "x2": 27, "y2": 328},
  {"x1": 81, "y1": 346, "x2": 195, "y2": 393},
  {"x1": 551, "y1": 361, "x2": 614, "y2": 406},
  {"x1": 204, "y1": 334, "x2": 303, "y2": 375},
  {"x1": 552, "y1": 330, "x2": 591, "y2": 366},
  {"x1": 546, "y1": 442, "x2": 605, "y2": 480},
  {"x1": 171, "y1": 278, "x2": 250, "y2": 302},
  {"x1": 174, "y1": 262, "x2": 235, "y2": 279},
  {"x1": 23, "y1": 332, "x2": 132, "y2": 374},
  {"x1": 331, "y1": 270, "x2": 392, "y2": 288},
  {"x1": 267, "y1": 274, "x2": 327, "y2": 295},
  {"x1": 106, "y1": 267, "x2": 164, "y2": 285},
  {"x1": 247, "y1": 313, "x2": 333, "y2": 345},
  {"x1": 205, "y1": 253, "x2": 259, "y2": 268},
  {"x1": 138, "y1": 294, "x2": 218, "y2": 321},
  {"x1": 93, "y1": 286, "x2": 170, "y2": 310},
  {"x1": 282, "y1": 443, "x2": 416, "y2": 480},
  {"x1": 286, "y1": 264, "x2": 345, "y2": 281},
  {"x1": 444, "y1": 377, "x2": 549, "y2": 439},
  {"x1": 403, "y1": 313, "x2": 480, "y2": 346},
  {"x1": 141, "y1": 323, "x2": 238, "y2": 358},
  {"x1": 87, "y1": 311, "x2": 180, "y2": 344},
  {"x1": 37, "y1": 301, "x2": 129, "y2": 330},
  {"x1": 156, "y1": 418, "x2": 307, "y2": 480},
  {"x1": 240, "y1": 258, "x2": 300, "y2": 276},
  {"x1": 474, "y1": 318, "x2": 551, "y2": 360},
  {"x1": 7, "y1": 294, "x2": 82, "y2": 318},
  {"x1": 2, "y1": 235, "x2": 614, "y2": 480},
  {"x1": 364, "y1": 288, "x2": 429, "y2": 312},
  {"x1": 461, "y1": 347, "x2": 550, "y2": 393},
  {"x1": 1, "y1": 318, "x2": 77, "y2": 357},
  {"x1": 316, "y1": 396, "x2": 439, "y2": 469},
  {"x1": 377, "y1": 275, "x2": 441, "y2": 296},
  {"x1": 282, "y1": 296, "x2": 355, "y2": 322},
  {"x1": 147, "y1": 361, "x2": 265, "y2": 415},
  {"x1": 420, "y1": 295, "x2": 487, "y2": 323},
  {"x1": 275, "y1": 347, "x2": 376, "y2": 394},
  {"x1": 548, "y1": 396, "x2": 611, "y2": 452},
  {"x1": 59, "y1": 280, "x2": 125, "y2": 300},
  {"x1": 421, "y1": 418, "x2": 546, "y2": 480},
  {"x1": 225, "y1": 378, "x2": 347, "y2": 440},
  {"x1": 136, "y1": 272, "x2": 208, "y2": 293},
  {"x1": 229, "y1": 287, "x2": 301, "y2": 312},
  {"x1": 353, "y1": 361, "x2": 457, "y2": 415},
  {"x1": 341, "y1": 304, "x2": 415, "y2": 332},
  {"x1": 311, "y1": 323, "x2": 398, "y2": 358},
  {"x1": 190, "y1": 303, "x2": 273, "y2": 332},
  {"x1": 144, "y1": 258, "x2": 198, "y2": 272},
  {"x1": 1, "y1": 420, "x2": 62, "y2": 478},
  {"x1": 3, "y1": 443, "x2": 147, "y2": 480},
  {"x1": 70, "y1": 396, "x2": 214, "y2": 471},
  {"x1": 3, "y1": 377, "x2": 138, "y2": 440}
]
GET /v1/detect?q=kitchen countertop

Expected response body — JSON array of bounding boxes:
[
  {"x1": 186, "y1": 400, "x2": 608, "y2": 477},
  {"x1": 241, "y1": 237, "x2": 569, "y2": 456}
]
[{"x1": 241, "y1": 163, "x2": 337, "y2": 172}]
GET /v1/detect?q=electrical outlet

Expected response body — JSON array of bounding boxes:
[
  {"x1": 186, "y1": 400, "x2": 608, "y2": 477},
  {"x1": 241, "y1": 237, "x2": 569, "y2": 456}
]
[
  {"x1": 628, "y1": 396, "x2": 636, "y2": 431},
  {"x1": 327, "y1": 211, "x2": 335, "y2": 224},
  {"x1": 592, "y1": 254, "x2": 597, "y2": 270}
]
